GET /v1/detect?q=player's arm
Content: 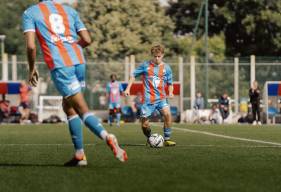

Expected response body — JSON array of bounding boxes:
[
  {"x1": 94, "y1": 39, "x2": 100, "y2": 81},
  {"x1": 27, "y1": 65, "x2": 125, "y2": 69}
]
[
  {"x1": 166, "y1": 65, "x2": 174, "y2": 98},
  {"x1": 168, "y1": 84, "x2": 174, "y2": 98},
  {"x1": 124, "y1": 76, "x2": 135, "y2": 96},
  {"x1": 24, "y1": 32, "x2": 39, "y2": 87},
  {"x1": 73, "y1": 8, "x2": 92, "y2": 48},
  {"x1": 124, "y1": 63, "x2": 145, "y2": 96},
  {"x1": 77, "y1": 30, "x2": 92, "y2": 48}
]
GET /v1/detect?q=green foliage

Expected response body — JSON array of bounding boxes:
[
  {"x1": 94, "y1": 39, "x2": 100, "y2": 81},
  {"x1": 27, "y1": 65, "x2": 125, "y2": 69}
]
[
  {"x1": 167, "y1": 0, "x2": 281, "y2": 56},
  {"x1": 169, "y1": 33, "x2": 225, "y2": 62},
  {"x1": 78, "y1": 0, "x2": 174, "y2": 60},
  {"x1": 0, "y1": 0, "x2": 37, "y2": 55}
]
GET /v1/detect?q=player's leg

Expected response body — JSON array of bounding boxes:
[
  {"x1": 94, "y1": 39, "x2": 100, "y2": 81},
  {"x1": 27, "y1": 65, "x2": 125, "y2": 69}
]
[
  {"x1": 51, "y1": 65, "x2": 127, "y2": 162},
  {"x1": 252, "y1": 103, "x2": 257, "y2": 125},
  {"x1": 141, "y1": 117, "x2": 151, "y2": 138},
  {"x1": 140, "y1": 104, "x2": 154, "y2": 140},
  {"x1": 158, "y1": 101, "x2": 176, "y2": 146},
  {"x1": 62, "y1": 99, "x2": 87, "y2": 166},
  {"x1": 256, "y1": 103, "x2": 261, "y2": 125},
  {"x1": 115, "y1": 105, "x2": 121, "y2": 127},
  {"x1": 66, "y1": 93, "x2": 127, "y2": 162},
  {"x1": 108, "y1": 105, "x2": 114, "y2": 126}
]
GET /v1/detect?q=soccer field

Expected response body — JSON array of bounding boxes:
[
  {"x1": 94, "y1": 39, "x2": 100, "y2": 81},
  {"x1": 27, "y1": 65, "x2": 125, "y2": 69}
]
[{"x1": 0, "y1": 123, "x2": 281, "y2": 192}]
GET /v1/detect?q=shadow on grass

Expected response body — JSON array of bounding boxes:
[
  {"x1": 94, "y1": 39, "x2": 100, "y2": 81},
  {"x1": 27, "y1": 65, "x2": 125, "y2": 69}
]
[
  {"x1": 120, "y1": 143, "x2": 145, "y2": 147},
  {"x1": 0, "y1": 163, "x2": 65, "y2": 167}
]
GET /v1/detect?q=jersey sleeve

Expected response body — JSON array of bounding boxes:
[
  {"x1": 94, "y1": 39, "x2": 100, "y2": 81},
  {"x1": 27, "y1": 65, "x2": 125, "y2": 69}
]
[
  {"x1": 73, "y1": 9, "x2": 86, "y2": 32},
  {"x1": 22, "y1": 9, "x2": 35, "y2": 33},
  {"x1": 133, "y1": 63, "x2": 145, "y2": 78},
  {"x1": 166, "y1": 65, "x2": 173, "y2": 85}
]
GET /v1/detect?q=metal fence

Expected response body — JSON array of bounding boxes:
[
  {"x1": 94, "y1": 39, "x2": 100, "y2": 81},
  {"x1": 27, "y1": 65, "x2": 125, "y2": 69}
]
[{"x1": 2, "y1": 56, "x2": 281, "y2": 111}]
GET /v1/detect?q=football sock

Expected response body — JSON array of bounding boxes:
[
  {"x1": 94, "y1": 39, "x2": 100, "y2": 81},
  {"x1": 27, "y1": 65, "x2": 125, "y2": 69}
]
[
  {"x1": 68, "y1": 115, "x2": 83, "y2": 150},
  {"x1": 142, "y1": 127, "x2": 152, "y2": 138},
  {"x1": 83, "y1": 112, "x2": 108, "y2": 140},
  {"x1": 109, "y1": 114, "x2": 113, "y2": 124},
  {"x1": 164, "y1": 127, "x2": 172, "y2": 140},
  {"x1": 116, "y1": 113, "x2": 121, "y2": 125}
]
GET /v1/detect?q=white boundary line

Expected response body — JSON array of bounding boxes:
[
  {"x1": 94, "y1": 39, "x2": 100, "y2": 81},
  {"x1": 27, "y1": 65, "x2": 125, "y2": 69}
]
[
  {"x1": 172, "y1": 126, "x2": 281, "y2": 146},
  {"x1": 0, "y1": 144, "x2": 96, "y2": 146}
]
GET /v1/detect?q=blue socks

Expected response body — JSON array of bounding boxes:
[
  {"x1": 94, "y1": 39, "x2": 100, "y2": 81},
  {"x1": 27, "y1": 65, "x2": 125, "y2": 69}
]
[
  {"x1": 83, "y1": 112, "x2": 108, "y2": 140},
  {"x1": 164, "y1": 127, "x2": 172, "y2": 140},
  {"x1": 68, "y1": 115, "x2": 83, "y2": 150}
]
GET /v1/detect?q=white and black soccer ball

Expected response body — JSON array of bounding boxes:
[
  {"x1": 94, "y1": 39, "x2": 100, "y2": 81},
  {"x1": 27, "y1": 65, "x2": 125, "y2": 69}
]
[{"x1": 148, "y1": 133, "x2": 164, "y2": 148}]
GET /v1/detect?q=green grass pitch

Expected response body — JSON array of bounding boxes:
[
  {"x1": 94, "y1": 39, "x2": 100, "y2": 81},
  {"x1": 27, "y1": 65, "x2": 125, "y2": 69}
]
[{"x1": 0, "y1": 123, "x2": 281, "y2": 192}]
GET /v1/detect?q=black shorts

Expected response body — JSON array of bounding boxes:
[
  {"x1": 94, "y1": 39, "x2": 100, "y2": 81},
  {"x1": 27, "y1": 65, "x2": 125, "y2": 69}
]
[{"x1": 20, "y1": 102, "x2": 30, "y2": 109}]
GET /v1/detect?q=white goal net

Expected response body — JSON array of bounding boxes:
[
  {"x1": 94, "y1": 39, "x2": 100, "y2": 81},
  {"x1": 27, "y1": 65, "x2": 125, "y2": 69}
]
[{"x1": 37, "y1": 95, "x2": 66, "y2": 122}]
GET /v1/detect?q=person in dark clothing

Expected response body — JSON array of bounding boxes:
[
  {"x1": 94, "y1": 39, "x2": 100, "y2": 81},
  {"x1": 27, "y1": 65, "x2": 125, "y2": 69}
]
[
  {"x1": 249, "y1": 81, "x2": 261, "y2": 125},
  {"x1": 218, "y1": 93, "x2": 230, "y2": 121}
]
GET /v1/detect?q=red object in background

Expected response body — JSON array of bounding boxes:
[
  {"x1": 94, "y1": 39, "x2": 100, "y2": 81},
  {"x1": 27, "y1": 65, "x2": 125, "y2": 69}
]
[
  {"x1": 0, "y1": 83, "x2": 8, "y2": 94},
  {"x1": 126, "y1": 82, "x2": 181, "y2": 96},
  {"x1": 278, "y1": 84, "x2": 281, "y2": 96}
]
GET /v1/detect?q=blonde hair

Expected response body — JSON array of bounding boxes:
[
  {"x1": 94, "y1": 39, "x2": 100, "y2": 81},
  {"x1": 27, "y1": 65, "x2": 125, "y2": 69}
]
[{"x1": 151, "y1": 45, "x2": 165, "y2": 55}]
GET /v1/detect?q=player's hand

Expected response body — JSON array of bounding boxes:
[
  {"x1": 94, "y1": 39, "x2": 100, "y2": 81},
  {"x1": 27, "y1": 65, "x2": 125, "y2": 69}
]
[
  {"x1": 29, "y1": 69, "x2": 39, "y2": 87},
  {"x1": 124, "y1": 89, "x2": 130, "y2": 97}
]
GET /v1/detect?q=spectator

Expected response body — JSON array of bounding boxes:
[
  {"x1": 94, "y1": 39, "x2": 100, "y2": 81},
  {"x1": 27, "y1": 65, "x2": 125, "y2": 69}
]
[
  {"x1": 192, "y1": 92, "x2": 204, "y2": 123},
  {"x1": 193, "y1": 91, "x2": 204, "y2": 109},
  {"x1": 249, "y1": 80, "x2": 261, "y2": 125},
  {"x1": 19, "y1": 81, "x2": 32, "y2": 124},
  {"x1": 209, "y1": 104, "x2": 222, "y2": 124},
  {"x1": 218, "y1": 92, "x2": 230, "y2": 121},
  {"x1": 0, "y1": 94, "x2": 10, "y2": 123}
]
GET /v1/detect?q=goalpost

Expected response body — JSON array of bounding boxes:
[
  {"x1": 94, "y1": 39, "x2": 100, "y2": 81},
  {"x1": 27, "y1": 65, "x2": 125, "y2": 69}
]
[{"x1": 37, "y1": 95, "x2": 66, "y2": 122}]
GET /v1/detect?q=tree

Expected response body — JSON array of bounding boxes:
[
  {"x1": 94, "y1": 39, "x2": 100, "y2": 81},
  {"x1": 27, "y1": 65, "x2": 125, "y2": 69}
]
[
  {"x1": 167, "y1": 0, "x2": 281, "y2": 56},
  {"x1": 78, "y1": 0, "x2": 174, "y2": 60},
  {"x1": 0, "y1": 0, "x2": 37, "y2": 56}
]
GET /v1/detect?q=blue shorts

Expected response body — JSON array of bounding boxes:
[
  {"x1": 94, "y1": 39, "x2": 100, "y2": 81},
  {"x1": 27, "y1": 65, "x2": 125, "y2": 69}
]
[
  {"x1": 51, "y1": 64, "x2": 86, "y2": 97},
  {"x1": 140, "y1": 99, "x2": 169, "y2": 118},
  {"x1": 109, "y1": 102, "x2": 121, "y2": 109}
]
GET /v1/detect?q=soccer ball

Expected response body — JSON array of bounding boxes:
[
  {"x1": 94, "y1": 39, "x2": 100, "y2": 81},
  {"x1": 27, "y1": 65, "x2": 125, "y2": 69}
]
[{"x1": 148, "y1": 133, "x2": 164, "y2": 148}]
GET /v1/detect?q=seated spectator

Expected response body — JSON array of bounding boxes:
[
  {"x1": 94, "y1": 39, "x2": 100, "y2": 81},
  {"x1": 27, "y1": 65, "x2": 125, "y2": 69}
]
[
  {"x1": 192, "y1": 92, "x2": 204, "y2": 123},
  {"x1": 19, "y1": 81, "x2": 32, "y2": 124},
  {"x1": 209, "y1": 104, "x2": 222, "y2": 124},
  {"x1": 218, "y1": 92, "x2": 230, "y2": 121},
  {"x1": 193, "y1": 91, "x2": 204, "y2": 110},
  {"x1": 0, "y1": 94, "x2": 10, "y2": 123}
]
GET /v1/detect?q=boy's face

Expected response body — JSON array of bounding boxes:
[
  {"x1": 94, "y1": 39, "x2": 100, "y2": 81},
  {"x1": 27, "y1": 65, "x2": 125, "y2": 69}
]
[{"x1": 152, "y1": 52, "x2": 164, "y2": 65}]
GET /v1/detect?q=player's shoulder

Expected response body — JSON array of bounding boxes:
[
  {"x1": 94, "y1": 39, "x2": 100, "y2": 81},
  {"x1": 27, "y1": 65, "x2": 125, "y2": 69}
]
[
  {"x1": 163, "y1": 62, "x2": 172, "y2": 70},
  {"x1": 61, "y1": 3, "x2": 78, "y2": 16},
  {"x1": 163, "y1": 62, "x2": 171, "y2": 67},
  {"x1": 140, "y1": 60, "x2": 150, "y2": 67},
  {"x1": 23, "y1": 4, "x2": 38, "y2": 16}
]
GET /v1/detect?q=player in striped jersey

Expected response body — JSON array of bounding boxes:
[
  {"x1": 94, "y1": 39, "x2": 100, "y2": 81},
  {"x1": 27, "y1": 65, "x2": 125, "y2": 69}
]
[
  {"x1": 124, "y1": 45, "x2": 176, "y2": 146},
  {"x1": 106, "y1": 74, "x2": 124, "y2": 127},
  {"x1": 22, "y1": 0, "x2": 127, "y2": 166}
]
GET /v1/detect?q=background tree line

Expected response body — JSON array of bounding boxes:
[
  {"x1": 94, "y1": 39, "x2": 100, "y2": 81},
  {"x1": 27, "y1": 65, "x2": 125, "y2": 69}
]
[
  {"x1": 1, "y1": 0, "x2": 281, "y2": 100},
  {"x1": 1, "y1": 0, "x2": 281, "y2": 61}
]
